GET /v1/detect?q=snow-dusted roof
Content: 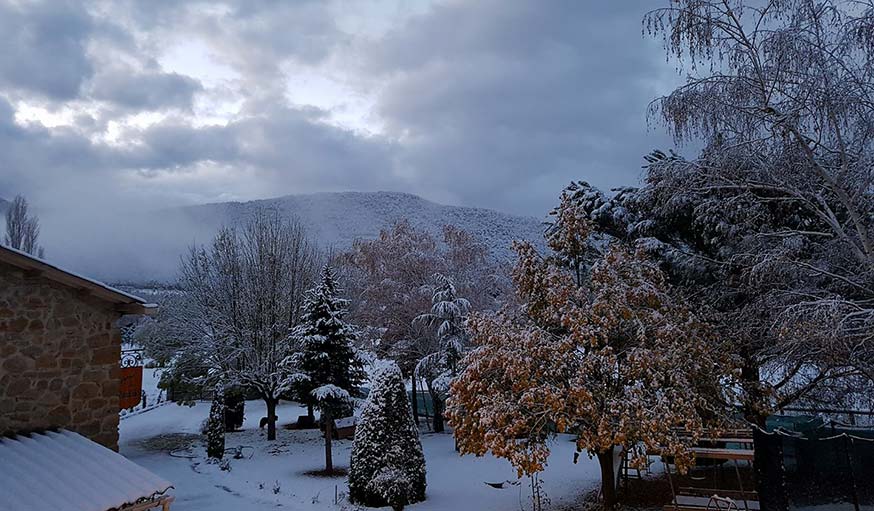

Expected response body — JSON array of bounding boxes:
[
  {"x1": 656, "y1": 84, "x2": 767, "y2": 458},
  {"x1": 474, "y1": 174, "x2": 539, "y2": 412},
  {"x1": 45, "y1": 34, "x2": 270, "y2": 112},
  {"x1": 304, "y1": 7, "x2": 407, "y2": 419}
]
[
  {"x1": 0, "y1": 245, "x2": 157, "y2": 315},
  {"x1": 335, "y1": 416, "x2": 357, "y2": 429},
  {"x1": 0, "y1": 430, "x2": 173, "y2": 511}
]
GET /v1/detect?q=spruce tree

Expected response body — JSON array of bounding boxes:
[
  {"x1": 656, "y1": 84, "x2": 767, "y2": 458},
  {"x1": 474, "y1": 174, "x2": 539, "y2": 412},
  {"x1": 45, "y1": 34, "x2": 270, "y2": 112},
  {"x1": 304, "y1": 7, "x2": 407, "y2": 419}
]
[
  {"x1": 350, "y1": 361, "x2": 426, "y2": 509},
  {"x1": 295, "y1": 265, "x2": 365, "y2": 471}
]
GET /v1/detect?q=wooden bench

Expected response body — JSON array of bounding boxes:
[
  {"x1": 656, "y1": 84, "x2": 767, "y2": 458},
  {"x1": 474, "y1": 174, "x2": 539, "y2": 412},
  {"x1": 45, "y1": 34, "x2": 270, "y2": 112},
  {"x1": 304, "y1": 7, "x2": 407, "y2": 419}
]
[
  {"x1": 663, "y1": 495, "x2": 760, "y2": 511},
  {"x1": 678, "y1": 487, "x2": 758, "y2": 501},
  {"x1": 647, "y1": 447, "x2": 754, "y2": 461},
  {"x1": 689, "y1": 447, "x2": 754, "y2": 461}
]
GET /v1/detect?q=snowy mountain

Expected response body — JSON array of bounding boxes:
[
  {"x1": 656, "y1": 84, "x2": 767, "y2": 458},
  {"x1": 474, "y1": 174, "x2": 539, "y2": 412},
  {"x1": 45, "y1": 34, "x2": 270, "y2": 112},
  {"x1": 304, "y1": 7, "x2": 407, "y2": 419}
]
[
  {"x1": 0, "y1": 197, "x2": 8, "y2": 216},
  {"x1": 55, "y1": 191, "x2": 546, "y2": 283},
  {"x1": 180, "y1": 191, "x2": 546, "y2": 263}
]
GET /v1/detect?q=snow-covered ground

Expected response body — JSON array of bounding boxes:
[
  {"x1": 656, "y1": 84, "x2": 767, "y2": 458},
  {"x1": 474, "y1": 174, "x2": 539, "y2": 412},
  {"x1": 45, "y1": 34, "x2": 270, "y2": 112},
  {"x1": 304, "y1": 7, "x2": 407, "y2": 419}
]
[{"x1": 120, "y1": 400, "x2": 600, "y2": 510}]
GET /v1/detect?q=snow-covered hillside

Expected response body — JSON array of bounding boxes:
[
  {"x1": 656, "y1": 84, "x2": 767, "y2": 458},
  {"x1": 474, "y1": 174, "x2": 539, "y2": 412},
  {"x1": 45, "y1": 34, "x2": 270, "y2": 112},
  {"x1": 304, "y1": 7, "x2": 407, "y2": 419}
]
[
  {"x1": 52, "y1": 191, "x2": 545, "y2": 283},
  {"x1": 180, "y1": 191, "x2": 546, "y2": 263}
]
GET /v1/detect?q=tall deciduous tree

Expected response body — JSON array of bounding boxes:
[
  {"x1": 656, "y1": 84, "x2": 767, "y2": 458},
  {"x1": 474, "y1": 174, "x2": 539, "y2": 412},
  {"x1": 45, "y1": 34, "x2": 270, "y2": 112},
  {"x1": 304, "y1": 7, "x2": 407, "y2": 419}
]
[
  {"x1": 448, "y1": 191, "x2": 732, "y2": 510},
  {"x1": 640, "y1": 0, "x2": 874, "y2": 421},
  {"x1": 170, "y1": 209, "x2": 318, "y2": 440},
  {"x1": 4, "y1": 195, "x2": 44, "y2": 258},
  {"x1": 341, "y1": 220, "x2": 507, "y2": 425}
]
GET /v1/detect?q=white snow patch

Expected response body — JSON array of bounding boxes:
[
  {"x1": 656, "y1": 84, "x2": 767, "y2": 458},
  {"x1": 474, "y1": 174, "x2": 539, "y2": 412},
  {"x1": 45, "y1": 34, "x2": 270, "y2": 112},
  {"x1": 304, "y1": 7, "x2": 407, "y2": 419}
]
[{"x1": 120, "y1": 400, "x2": 601, "y2": 510}]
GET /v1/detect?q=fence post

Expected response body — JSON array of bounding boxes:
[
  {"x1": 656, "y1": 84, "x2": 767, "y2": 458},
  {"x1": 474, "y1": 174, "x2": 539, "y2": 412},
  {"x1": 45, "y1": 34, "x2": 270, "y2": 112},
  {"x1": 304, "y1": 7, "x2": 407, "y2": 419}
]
[
  {"x1": 754, "y1": 426, "x2": 789, "y2": 511},
  {"x1": 844, "y1": 436, "x2": 861, "y2": 511}
]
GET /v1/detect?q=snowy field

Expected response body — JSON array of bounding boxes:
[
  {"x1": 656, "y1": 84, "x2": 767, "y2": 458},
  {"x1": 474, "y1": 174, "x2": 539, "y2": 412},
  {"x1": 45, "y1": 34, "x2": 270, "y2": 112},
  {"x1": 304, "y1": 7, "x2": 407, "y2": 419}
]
[{"x1": 120, "y1": 400, "x2": 600, "y2": 510}]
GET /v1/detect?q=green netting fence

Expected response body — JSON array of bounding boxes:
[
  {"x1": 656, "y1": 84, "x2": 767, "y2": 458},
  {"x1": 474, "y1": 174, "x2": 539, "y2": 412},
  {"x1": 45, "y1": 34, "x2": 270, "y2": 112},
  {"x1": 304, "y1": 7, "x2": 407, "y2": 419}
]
[{"x1": 755, "y1": 421, "x2": 874, "y2": 511}]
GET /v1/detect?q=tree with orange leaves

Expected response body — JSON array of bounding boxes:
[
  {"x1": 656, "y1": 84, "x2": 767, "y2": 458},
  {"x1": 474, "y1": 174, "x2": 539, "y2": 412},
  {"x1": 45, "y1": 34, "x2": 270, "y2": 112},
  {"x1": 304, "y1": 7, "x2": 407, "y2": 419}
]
[{"x1": 447, "y1": 188, "x2": 733, "y2": 510}]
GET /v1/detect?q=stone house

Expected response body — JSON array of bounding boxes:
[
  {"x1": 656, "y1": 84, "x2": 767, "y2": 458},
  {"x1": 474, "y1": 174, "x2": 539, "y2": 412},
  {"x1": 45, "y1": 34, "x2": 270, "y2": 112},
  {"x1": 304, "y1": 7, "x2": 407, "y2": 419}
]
[{"x1": 0, "y1": 245, "x2": 157, "y2": 450}]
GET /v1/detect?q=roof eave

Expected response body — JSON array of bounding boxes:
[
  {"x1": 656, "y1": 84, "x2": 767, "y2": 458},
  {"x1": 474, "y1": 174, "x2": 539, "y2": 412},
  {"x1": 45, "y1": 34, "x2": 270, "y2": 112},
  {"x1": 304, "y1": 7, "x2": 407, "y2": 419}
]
[{"x1": 0, "y1": 245, "x2": 156, "y2": 315}]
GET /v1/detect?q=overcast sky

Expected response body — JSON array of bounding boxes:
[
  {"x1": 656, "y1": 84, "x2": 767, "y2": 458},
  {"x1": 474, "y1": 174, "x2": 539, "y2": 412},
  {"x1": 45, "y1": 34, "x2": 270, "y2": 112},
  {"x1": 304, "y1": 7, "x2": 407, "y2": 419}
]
[{"x1": 0, "y1": 0, "x2": 686, "y2": 219}]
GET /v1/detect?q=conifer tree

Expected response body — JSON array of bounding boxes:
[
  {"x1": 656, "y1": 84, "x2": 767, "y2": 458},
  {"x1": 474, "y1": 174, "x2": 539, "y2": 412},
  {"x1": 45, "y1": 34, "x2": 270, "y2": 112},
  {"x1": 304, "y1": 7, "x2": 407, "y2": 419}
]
[
  {"x1": 350, "y1": 361, "x2": 426, "y2": 510},
  {"x1": 414, "y1": 274, "x2": 470, "y2": 433},
  {"x1": 206, "y1": 386, "x2": 226, "y2": 460},
  {"x1": 295, "y1": 265, "x2": 365, "y2": 472}
]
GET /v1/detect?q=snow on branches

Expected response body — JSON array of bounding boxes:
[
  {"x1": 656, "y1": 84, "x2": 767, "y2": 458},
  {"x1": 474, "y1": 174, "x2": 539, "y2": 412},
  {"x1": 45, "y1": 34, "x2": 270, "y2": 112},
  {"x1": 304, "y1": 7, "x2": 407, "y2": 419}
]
[
  {"x1": 414, "y1": 274, "x2": 471, "y2": 432},
  {"x1": 311, "y1": 384, "x2": 351, "y2": 403},
  {"x1": 163, "y1": 210, "x2": 318, "y2": 440},
  {"x1": 350, "y1": 361, "x2": 426, "y2": 509},
  {"x1": 294, "y1": 265, "x2": 365, "y2": 416},
  {"x1": 448, "y1": 202, "x2": 733, "y2": 508},
  {"x1": 635, "y1": 0, "x2": 874, "y2": 418}
]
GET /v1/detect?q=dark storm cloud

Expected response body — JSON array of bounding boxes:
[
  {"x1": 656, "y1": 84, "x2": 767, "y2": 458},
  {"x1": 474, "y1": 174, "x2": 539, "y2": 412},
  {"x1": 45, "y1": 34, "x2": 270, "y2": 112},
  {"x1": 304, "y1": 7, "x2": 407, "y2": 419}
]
[
  {"x1": 0, "y1": 0, "x2": 685, "y2": 256},
  {"x1": 365, "y1": 0, "x2": 681, "y2": 215},
  {"x1": 88, "y1": 66, "x2": 203, "y2": 110},
  {"x1": 0, "y1": 1, "x2": 94, "y2": 99},
  {"x1": 117, "y1": 106, "x2": 397, "y2": 192}
]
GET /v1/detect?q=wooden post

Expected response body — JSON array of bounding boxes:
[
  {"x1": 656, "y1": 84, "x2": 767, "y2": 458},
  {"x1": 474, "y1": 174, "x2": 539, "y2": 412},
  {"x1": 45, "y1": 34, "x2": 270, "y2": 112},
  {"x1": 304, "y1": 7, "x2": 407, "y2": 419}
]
[
  {"x1": 411, "y1": 377, "x2": 420, "y2": 426},
  {"x1": 845, "y1": 436, "x2": 861, "y2": 511},
  {"x1": 324, "y1": 408, "x2": 333, "y2": 473}
]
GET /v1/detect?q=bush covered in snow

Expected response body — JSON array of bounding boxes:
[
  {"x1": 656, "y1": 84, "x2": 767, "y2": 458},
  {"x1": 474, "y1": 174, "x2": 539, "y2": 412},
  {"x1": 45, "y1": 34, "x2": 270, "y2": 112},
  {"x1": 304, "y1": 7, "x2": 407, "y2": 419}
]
[
  {"x1": 206, "y1": 387, "x2": 225, "y2": 460},
  {"x1": 349, "y1": 361, "x2": 426, "y2": 509}
]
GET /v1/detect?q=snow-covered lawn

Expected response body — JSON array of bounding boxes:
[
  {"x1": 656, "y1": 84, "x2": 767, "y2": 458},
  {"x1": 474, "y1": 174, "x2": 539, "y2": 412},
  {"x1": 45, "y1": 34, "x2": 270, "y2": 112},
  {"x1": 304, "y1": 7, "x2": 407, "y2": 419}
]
[{"x1": 120, "y1": 400, "x2": 600, "y2": 510}]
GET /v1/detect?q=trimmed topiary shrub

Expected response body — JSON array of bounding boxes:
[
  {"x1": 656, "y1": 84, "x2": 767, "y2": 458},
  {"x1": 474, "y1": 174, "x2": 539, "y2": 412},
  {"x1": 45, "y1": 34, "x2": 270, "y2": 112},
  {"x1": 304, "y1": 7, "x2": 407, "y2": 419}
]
[{"x1": 349, "y1": 361, "x2": 426, "y2": 509}]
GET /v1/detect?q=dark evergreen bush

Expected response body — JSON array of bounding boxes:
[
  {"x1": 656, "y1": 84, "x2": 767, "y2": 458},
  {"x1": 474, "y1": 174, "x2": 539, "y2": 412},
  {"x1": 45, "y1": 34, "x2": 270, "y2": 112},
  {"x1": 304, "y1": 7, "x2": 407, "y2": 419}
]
[{"x1": 349, "y1": 361, "x2": 426, "y2": 509}]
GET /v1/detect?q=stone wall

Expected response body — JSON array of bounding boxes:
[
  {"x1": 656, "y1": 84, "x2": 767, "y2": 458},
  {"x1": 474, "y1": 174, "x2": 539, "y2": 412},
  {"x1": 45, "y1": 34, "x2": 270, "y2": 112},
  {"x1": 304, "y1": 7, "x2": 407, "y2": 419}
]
[{"x1": 0, "y1": 264, "x2": 122, "y2": 450}]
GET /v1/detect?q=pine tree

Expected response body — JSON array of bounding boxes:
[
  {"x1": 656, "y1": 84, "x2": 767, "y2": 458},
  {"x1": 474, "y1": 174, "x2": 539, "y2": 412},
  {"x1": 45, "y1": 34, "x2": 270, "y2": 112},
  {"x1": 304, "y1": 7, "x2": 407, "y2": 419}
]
[
  {"x1": 295, "y1": 265, "x2": 366, "y2": 472},
  {"x1": 350, "y1": 361, "x2": 426, "y2": 510},
  {"x1": 206, "y1": 386, "x2": 226, "y2": 460}
]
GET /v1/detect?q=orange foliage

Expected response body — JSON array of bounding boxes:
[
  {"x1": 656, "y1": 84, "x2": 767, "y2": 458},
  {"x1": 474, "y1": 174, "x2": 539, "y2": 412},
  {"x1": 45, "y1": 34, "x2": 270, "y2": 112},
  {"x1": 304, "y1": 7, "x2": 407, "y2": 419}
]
[{"x1": 447, "y1": 193, "x2": 733, "y2": 479}]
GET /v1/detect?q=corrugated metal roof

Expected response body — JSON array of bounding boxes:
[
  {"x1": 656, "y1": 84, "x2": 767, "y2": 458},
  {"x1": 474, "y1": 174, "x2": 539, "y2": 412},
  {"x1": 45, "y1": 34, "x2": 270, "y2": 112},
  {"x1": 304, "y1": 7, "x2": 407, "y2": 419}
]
[{"x1": 0, "y1": 430, "x2": 172, "y2": 511}]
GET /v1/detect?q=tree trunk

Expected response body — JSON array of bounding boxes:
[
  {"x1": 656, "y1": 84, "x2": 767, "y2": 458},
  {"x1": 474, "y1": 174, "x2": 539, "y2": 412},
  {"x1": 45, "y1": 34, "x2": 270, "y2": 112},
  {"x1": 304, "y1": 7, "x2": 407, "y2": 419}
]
[
  {"x1": 432, "y1": 395, "x2": 444, "y2": 433},
  {"x1": 411, "y1": 376, "x2": 420, "y2": 426},
  {"x1": 740, "y1": 359, "x2": 769, "y2": 502},
  {"x1": 597, "y1": 448, "x2": 618, "y2": 511},
  {"x1": 324, "y1": 408, "x2": 333, "y2": 473},
  {"x1": 266, "y1": 398, "x2": 277, "y2": 441},
  {"x1": 307, "y1": 402, "x2": 314, "y2": 421},
  {"x1": 740, "y1": 360, "x2": 767, "y2": 426}
]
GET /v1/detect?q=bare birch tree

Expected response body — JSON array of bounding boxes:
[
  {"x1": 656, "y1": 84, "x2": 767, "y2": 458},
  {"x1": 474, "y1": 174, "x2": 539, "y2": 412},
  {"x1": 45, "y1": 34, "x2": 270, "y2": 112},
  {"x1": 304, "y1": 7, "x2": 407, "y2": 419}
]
[
  {"x1": 637, "y1": 0, "x2": 874, "y2": 421},
  {"x1": 4, "y1": 195, "x2": 44, "y2": 258}
]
